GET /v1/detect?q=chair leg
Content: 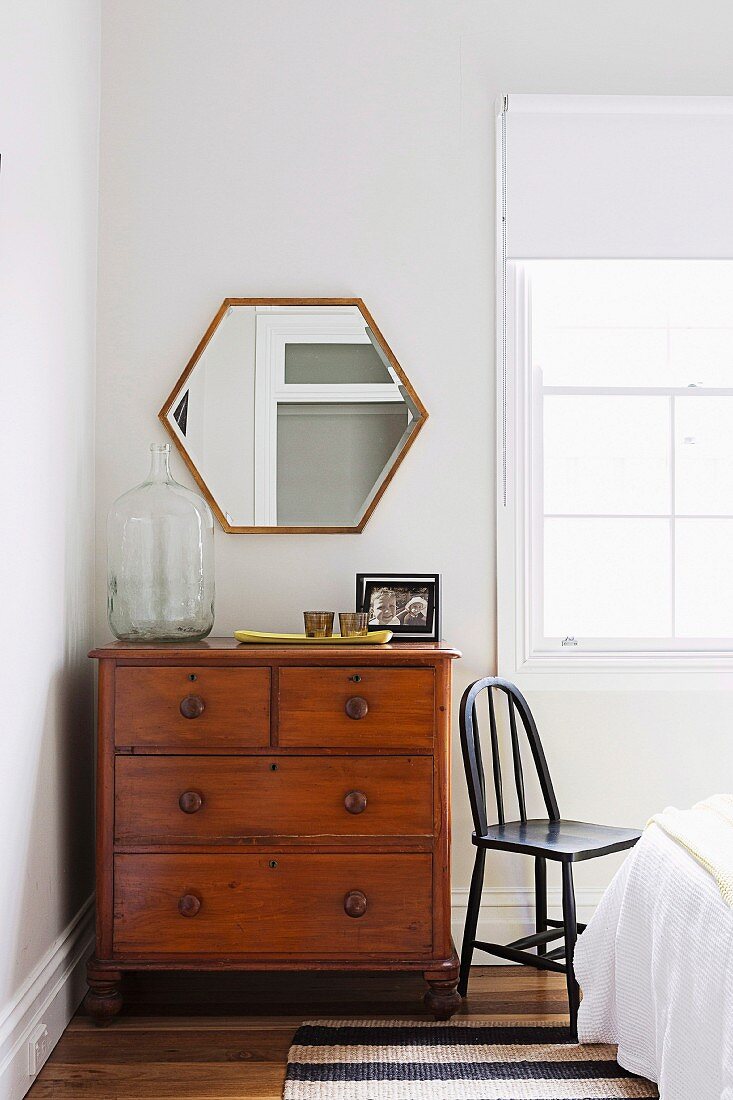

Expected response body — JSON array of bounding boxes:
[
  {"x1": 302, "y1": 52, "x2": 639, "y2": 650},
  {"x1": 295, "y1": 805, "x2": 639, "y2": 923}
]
[
  {"x1": 458, "y1": 848, "x2": 485, "y2": 997},
  {"x1": 561, "y1": 861, "x2": 580, "y2": 1041},
  {"x1": 534, "y1": 856, "x2": 547, "y2": 955}
]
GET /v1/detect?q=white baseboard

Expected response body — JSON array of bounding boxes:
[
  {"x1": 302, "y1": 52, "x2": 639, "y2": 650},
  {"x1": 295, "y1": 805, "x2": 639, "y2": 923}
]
[
  {"x1": 451, "y1": 887, "x2": 602, "y2": 961},
  {"x1": 0, "y1": 896, "x2": 94, "y2": 1100}
]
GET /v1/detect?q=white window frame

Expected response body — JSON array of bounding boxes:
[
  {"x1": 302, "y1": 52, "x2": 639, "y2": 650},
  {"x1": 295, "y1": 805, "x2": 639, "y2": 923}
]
[
  {"x1": 253, "y1": 309, "x2": 404, "y2": 525},
  {"x1": 497, "y1": 261, "x2": 733, "y2": 679}
]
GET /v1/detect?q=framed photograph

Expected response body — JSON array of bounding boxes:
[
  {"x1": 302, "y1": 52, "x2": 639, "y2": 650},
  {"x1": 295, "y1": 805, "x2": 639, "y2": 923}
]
[{"x1": 356, "y1": 573, "x2": 441, "y2": 642}]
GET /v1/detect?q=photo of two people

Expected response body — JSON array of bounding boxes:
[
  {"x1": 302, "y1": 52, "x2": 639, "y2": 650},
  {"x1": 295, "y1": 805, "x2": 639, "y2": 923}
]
[
  {"x1": 356, "y1": 574, "x2": 440, "y2": 641},
  {"x1": 368, "y1": 586, "x2": 429, "y2": 627}
]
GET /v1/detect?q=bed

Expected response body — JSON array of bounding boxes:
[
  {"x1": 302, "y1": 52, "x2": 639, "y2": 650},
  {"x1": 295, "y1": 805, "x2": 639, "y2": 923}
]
[{"x1": 575, "y1": 821, "x2": 733, "y2": 1099}]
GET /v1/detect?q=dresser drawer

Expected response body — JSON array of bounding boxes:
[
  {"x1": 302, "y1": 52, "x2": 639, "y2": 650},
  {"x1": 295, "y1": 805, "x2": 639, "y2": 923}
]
[
  {"x1": 278, "y1": 667, "x2": 434, "y2": 749},
  {"x1": 115, "y1": 755, "x2": 433, "y2": 843},
  {"x1": 114, "y1": 667, "x2": 270, "y2": 749},
  {"x1": 113, "y1": 853, "x2": 432, "y2": 956}
]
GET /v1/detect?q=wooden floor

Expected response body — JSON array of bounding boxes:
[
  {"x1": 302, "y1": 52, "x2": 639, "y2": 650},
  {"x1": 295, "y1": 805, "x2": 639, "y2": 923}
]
[{"x1": 28, "y1": 967, "x2": 568, "y2": 1099}]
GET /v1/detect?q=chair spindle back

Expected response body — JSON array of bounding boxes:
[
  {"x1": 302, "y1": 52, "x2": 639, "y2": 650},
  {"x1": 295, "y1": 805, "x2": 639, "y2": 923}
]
[{"x1": 460, "y1": 677, "x2": 560, "y2": 836}]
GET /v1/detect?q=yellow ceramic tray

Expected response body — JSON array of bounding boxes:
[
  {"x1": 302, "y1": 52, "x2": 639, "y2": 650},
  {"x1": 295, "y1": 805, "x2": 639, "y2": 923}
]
[{"x1": 234, "y1": 629, "x2": 393, "y2": 645}]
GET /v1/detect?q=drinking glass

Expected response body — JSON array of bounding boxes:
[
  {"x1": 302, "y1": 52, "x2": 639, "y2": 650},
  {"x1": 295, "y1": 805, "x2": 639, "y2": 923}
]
[
  {"x1": 338, "y1": 612, "x2": 369, "y2": 637},
  {"x1": 303, "y1": 612, "x2": 334, "y2": 637}
]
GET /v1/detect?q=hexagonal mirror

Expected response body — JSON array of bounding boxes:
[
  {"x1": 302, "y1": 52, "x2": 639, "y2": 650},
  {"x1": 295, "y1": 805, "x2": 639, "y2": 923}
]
[{"x1": 159, "y1": 299, "x2": 427, "y2": 532}]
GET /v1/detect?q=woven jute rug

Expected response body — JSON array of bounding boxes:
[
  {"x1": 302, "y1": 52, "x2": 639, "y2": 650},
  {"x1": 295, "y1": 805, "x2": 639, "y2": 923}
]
[{"x1": 283, "y1": 1020, "x2": 659, "y2": 1099}]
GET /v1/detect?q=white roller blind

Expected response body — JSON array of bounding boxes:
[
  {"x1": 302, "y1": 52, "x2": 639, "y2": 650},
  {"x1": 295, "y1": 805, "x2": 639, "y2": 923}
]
[{"x1": 504, "y1": 94, "x2": 733, "y2": 258}]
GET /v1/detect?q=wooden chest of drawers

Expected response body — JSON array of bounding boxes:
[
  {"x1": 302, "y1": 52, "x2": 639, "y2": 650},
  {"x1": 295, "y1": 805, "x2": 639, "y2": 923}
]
[{"x1": 86, "y1": 639, "x2": 461, "y2": 1023}]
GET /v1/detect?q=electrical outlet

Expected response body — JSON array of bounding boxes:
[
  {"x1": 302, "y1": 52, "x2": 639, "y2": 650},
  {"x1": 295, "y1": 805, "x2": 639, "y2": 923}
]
[{"x1": 28, "y1": 1023, "x2": 49, "y2": 1076}]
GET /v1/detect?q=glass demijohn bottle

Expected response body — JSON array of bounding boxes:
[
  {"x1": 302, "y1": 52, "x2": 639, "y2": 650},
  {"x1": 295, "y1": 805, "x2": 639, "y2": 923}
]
[{"x1": 107, "y1": 443, "x2": 215, "y2": 640}]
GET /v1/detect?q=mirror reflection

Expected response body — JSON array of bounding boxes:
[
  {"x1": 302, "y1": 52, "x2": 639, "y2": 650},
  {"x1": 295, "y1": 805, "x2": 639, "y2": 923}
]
[{"x1": 161, "y1": 301, "x2": 426, "y2": 531}]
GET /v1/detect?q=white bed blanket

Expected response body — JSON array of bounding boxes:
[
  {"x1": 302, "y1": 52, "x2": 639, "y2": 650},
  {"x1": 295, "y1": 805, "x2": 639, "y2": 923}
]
[
  {"x1": 650, "y1": 794, "x2": 733, "y2": 907},
  {"x1": 575, "y1": 825, "x2": 733, "y2": 1099}
]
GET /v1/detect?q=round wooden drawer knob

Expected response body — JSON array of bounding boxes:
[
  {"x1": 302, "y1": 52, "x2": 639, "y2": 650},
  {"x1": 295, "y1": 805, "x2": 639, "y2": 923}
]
[
  {"x1": 344, "y1": 696, "x2": 368, "y2": 720},
  {"x1": 344, "y1": 790, "x2": 367, "y2": 815},
  {"x1": 180, "y1": 694, "x2": 205, "y2": 719},
  {"x1": 178, "y1": 790, "x2": 203, "y2": 814},
  {"x1": 344, "y1": 890, "x2": 368, "y2": 918},
  {"x1": 178, "y1": 894, "x2": 201, "y2": 917}
]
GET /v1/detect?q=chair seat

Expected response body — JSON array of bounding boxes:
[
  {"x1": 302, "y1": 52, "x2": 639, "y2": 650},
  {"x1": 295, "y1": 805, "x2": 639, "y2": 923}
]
[{"x1": 474, "y1": 818, "x2": 642, "y2": 862}]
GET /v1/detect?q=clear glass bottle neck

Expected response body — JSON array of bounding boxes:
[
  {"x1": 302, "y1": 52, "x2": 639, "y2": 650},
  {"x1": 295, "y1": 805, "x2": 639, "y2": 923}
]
[{"x1": 147, "y1": 444, "x2": 173, "y2": 484}]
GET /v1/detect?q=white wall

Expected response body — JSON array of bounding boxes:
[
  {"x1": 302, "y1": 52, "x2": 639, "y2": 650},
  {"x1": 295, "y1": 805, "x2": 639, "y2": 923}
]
[
  {"x1": 96, "y1": 0, "x2": 733, "y2": 939},
  {"x1": 0, "y1": 1, "x2": 100, "y2": 1092}
]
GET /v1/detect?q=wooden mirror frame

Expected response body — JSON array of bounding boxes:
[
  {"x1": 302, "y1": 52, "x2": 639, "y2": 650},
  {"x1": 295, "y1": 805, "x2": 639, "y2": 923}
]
[{"x1": 159, "y1": 298, "x2": 429, "y2": 533}]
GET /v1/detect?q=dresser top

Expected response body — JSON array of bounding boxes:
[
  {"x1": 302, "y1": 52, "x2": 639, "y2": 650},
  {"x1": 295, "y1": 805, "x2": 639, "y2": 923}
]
[{"x1": 89, "y1": 637, "x2": 461, "y2": 660}]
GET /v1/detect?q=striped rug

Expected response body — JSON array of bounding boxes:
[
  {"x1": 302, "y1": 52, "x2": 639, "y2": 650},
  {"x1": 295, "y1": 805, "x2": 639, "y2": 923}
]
[{"x1": 283, "y1": 1020, "x2": 659, "y2": 1099}]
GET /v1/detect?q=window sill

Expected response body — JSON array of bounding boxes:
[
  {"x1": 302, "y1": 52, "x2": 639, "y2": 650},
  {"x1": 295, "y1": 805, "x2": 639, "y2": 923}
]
[{"x1": 503, "y1": 652, "x2": 733, "y2": 691}]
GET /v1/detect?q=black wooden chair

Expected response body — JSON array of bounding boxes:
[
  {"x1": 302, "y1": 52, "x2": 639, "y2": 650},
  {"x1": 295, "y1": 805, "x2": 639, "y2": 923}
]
[{"x1": 458, "y1": 677, "x2": 641, "y2": 1039}]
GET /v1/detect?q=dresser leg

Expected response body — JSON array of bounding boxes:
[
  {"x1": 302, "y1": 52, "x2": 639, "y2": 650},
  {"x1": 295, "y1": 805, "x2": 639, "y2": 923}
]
[
  {"x1": 84, "y1": 959, "x2": 123, "y2": 1027},
  {"x1": 424, "y1": 961, "x2": 461, "y2": 1020}
]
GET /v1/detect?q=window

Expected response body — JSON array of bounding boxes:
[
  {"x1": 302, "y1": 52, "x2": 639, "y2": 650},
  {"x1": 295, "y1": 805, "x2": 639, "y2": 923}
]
[
  {"x1": 497, "y1": 94, "x2": 733, "y2": 674},
  {"x1": 516, "y1": 260, "x2": 733, "y2": 661}
]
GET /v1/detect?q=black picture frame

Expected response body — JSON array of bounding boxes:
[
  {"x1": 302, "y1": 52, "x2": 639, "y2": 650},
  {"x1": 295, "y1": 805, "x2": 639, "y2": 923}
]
[{"x1": 355, "y1": 573, "x2": 441, "y2": 642}]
